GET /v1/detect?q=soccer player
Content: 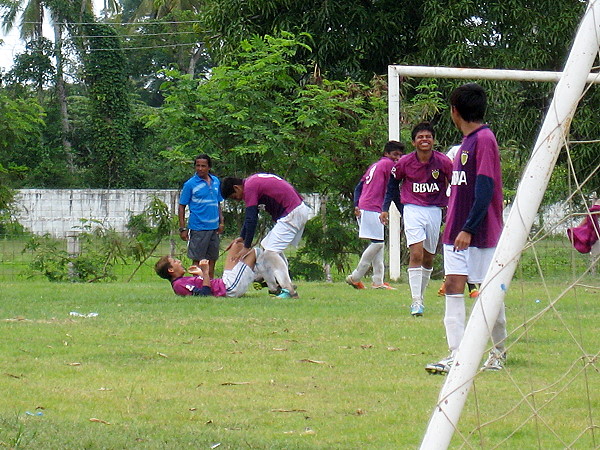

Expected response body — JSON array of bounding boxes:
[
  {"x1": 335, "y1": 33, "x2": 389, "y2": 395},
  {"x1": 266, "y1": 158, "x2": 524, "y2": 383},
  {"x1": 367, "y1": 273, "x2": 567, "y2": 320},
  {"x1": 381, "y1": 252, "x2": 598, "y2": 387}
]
[
  {"x1": 221, "y1": 173, "x2": 310, "y2": 299},
  {"x1": 438, "y1": 144, "x2": 480, "y2": 300},
  {"x1": 155, "y1": 240, "x2": 258, "y2": 297},
  {"x1": 178, "y1": 155, "x2": 224, "y2": 279},
  {"x1": 346, "y1": 140, "x2": 404, "y2": 290},
  {"x1": 426, "y1": 83, "x2": 507, "y2": 375},
  {"x1": 381, "y1": 123, "x2": 452, "y2": 316}
]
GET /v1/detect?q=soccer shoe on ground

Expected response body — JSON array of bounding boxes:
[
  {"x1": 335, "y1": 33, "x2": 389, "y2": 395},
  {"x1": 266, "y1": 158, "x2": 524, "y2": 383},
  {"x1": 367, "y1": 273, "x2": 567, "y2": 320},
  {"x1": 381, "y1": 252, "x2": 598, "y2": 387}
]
[
  {"x1": 268, "y1": 287, "x2": 282, "y2": 296},
  {"x1": 345, "y1": 275, "x2": 365, "y2": 290},
  {"x1": 372, "y1": 282, "x2": 396, "y2": 290},
  {"x1": 410, "y1": 301, "x2": 424, "y2": 317},
  {"x1": 425, "y1": 355, "x2": 454, "y2": 375},
  {"x1": 437, "y1": 282, "x2": 446, "y2": 296},
  {"x1": 469, "y1": 288, "x2": 479, "y2": 298},
  {"x1": 276, "y1": 288, "x2": 299, "y2": 299},
  {"x1": 482, "y1": 349, "x2": 506, "y2": 371},
  {"x1": 253, "y1": 280, "x2": 268, "y2": 290}
]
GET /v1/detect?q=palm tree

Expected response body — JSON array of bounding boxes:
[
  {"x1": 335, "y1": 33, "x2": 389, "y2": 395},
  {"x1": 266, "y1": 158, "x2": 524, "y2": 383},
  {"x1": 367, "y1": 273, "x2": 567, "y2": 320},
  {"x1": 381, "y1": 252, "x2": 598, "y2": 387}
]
[{"x1": 0, "y1": 0, "x2": 43, "y2": 41}]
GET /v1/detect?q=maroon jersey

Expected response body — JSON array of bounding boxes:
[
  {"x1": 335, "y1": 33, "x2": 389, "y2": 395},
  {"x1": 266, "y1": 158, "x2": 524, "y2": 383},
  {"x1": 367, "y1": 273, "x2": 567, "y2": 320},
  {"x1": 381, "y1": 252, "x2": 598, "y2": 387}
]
[
  {"x1": 243, "y1": 174, "x2": 303, "y2": 221},
  {"x1": 392, "y1": 151, "x2": 452, "y2": 207},
  {"x1": 443, "y1": 125, "x2": 504, "y2": 248},
  {"x1": 358, "y1": 157, "x2": 396, "y2": 212}
]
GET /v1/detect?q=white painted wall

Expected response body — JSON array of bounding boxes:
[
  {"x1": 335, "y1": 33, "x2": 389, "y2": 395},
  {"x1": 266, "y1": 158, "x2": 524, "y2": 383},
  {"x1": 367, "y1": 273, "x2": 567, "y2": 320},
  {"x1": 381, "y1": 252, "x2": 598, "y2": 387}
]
[
  {"x1": 12, "y1": 189, "x2": 322, "y2": 238},
  {"x1": 13, "y1": 189, "x2": 180, "y2": 238}
]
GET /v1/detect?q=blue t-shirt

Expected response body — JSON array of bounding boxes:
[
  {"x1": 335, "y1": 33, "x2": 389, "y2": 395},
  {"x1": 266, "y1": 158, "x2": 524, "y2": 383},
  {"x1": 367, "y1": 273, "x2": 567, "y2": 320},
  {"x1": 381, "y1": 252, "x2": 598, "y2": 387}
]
[{"x1": 179, "y1": 173, "x2": 223, "y2": 230}]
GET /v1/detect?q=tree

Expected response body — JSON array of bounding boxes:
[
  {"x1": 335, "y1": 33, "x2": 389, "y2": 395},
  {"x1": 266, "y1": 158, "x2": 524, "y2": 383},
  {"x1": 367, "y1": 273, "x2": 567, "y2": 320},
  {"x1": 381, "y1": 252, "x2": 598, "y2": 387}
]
[
  {"x1": 147, "y1": 33, "x2": 396, "y2": 274},
  {"x1": 77, "y1": 18, "x2": 134, "y2": 187},
  {"x1": 198, "y1": 0, "x2": 598, "y2": 195},
  {"x1": 202, "y1": 0, "x2": 423, "y2": 81},
  {"x1": 0, "y1": 90, "x2": 44, "y2": 225}
]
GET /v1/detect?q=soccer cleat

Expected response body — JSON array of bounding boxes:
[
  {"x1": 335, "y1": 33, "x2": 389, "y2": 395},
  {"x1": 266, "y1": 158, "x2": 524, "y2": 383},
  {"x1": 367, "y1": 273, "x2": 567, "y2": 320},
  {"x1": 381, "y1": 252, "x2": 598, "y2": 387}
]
[
  {"x1": 269, "y1": 287, "x2": 282, "y2": 296},
  {"x1": 346, "y1": 275, "x2": 365, "y2": 290},
  {"x1": 275, "y1": 288, "x2": 299, "y2": 299},
  {"x1": 410, "y1": 302, "x2": 424, "y2": 317},
  {"x1": 372, "y1": 282, "x2": 396, "y2": 290},
  {"x1": 482, "y1": 349, "x2": 506, "y2": 371},
  {"x1": 469, "y1": 288, "x2": 479, "y2": 298},
  {"x1": 437, "y1": 282, "x2": 446, "y2": 296},
  {"x1": 253, "y1": 280, "x2": 268, "y2": 290},
  {"x1": 425, "y1": 355, "x2": 454, "y2": 375}
]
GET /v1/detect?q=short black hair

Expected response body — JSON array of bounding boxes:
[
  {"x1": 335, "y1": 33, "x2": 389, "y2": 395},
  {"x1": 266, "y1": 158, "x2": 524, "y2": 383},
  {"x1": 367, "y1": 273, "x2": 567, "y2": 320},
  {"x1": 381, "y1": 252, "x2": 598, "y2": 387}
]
[
  {"x1": 221, "y1": 177, "x2": 244, "y2": 199},
  {"x1": 450, "y1": 83, "x2": 487, "y2": 123},
  {"x1": 383, "y1": 140, "x2": 405, "y2": 156},
  {"x1": 155, "y1": 255, "x2": 173, "y2": 280},
  {"x1": 194, "y1": 154, "x2": 212, "y2": 167},
  {"x1": 411, "y1": 122, "x2": 435, "y2": 141}
]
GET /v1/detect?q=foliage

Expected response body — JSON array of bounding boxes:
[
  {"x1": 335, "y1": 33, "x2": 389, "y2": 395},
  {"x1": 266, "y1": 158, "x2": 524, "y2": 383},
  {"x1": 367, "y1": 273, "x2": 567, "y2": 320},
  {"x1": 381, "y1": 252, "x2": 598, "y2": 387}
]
[
  {"x1": 23, "y1": 233, "x2": 73, "y2": 281},
  {"x1": 5, "y1": 38, "x2": 55, "y2": 92},
  {"x1": 297, "y1": 198, "x2": 362, "y2": 276},
  {"x1": 77, "y1": 17, "x2": 134, "y2": 188},
  {"x1": 0, "y1": 0, "x2": 598, "y2": 198},
  {"x1": 119, "y1": 10, "x2": 211, "y2": 105},
  {"x1": 23, "y1": 222, "x2": 125, "y2": 282},
  {"x1": 22, "y1": 197, "x2": 174, "y2": 282},
  {"x1": 125, "y1": 196, "x2": 175, "y2": 280},
  {"x1": 150, "y1": 32, "x2": 390, "y2": 195},
  {"x1": 202, "y1": 0, "x2": 424, "y2": 81},
  {"x1": 0, "y1": 91, "x2": 45, "y2": 194}
]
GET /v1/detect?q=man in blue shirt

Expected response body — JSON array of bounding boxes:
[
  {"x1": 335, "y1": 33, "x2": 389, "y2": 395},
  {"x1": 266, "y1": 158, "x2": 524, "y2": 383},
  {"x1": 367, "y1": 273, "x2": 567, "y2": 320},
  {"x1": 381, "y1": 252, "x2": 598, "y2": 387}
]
[{"x1": 178, "y1": 155, "x2": 224, "y2": 279}]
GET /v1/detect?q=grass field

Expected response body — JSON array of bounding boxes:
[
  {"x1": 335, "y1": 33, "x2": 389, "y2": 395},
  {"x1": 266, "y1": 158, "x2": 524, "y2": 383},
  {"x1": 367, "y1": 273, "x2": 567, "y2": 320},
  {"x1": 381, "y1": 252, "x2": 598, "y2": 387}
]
[{"x1": 1, "y1": 277, "x2": 598, "y2": 449}]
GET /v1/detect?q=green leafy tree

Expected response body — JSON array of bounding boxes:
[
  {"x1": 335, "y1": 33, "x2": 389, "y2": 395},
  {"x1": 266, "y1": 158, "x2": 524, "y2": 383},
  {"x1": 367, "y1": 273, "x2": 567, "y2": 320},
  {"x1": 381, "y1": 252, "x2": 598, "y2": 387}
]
[
  {"x1": 149, "y1": 33, "x2": 448, "y2": 276},
  {"x1": 202, "y1": 0, "x2": 423, "y2": 81},
  {"x1": 74, "y1": 18, "x2": 134, "y2": 187},
  {"x1": 0, "y1": 91, "x2": 45, "y2": 191}
]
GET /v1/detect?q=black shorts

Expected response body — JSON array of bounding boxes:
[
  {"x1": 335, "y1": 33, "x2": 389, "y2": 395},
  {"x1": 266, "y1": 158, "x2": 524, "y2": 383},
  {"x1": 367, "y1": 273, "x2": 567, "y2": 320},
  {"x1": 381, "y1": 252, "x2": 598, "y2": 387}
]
[{"x1": 187, "y1": 229, "x2": 220, "y2": 261}]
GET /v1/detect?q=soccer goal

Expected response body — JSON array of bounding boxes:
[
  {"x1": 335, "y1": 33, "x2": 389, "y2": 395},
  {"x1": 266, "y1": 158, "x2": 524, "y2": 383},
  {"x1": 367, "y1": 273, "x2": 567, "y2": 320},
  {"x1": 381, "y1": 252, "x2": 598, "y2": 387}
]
[{"x1": 387, "y1": 0, "x2": 600, "y2": 447}]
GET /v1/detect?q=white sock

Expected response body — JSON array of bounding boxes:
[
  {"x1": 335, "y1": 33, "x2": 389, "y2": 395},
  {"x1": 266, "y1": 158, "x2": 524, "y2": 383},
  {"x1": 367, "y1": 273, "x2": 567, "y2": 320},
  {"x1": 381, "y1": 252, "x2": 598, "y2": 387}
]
[
  {"x1": 491, "y1": 302, "x2": 507, "y2": 353},
  {"x1": 352, "y1": 242, "x2": 384, "y2": 282},
  {"x1": 408, "y1": 267, "x2": 422, "y2": 303},
  {"x1": 444, "y1": 294, "x2": 465, "y2": 353},
  {"x1": 371, "y1": 243, "x2": 385, "y2": 286},
  {"x1": 264, "y1": 250, "x2": 295, "y2": 294},
  {"x1": 420, "y1": 267, "x2": 433, "y2": 302}
]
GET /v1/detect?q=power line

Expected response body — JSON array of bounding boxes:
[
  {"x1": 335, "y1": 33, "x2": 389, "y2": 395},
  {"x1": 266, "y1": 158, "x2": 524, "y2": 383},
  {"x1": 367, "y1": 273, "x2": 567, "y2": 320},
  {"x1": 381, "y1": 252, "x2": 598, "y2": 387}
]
[
  {"x1": 21, "y1": 19, "x2": 204, "y2": 26},
  {"x1": 83, "y1": 42, "x2": 201, "y2": 51},
  {"x1": 66, "y1": 31, "x2": 198, "y2": 38}
]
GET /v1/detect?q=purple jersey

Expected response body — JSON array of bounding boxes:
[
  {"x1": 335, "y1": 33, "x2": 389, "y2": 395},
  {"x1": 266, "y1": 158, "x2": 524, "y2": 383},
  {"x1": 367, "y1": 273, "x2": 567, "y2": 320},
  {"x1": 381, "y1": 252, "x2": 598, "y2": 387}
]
[
  {"x1": 443, "y1": 125, "x2": 504, "y2": 248},
  {"x1": 171, "y1": 276, "x2": 227, "y2": 297},
  {"x1": 243, "y1": 174, "x2": 303, "y2": 221},
  {"x1": 392, "y1": 151, "x2": 452, "y2": 207},
  {"x1": 358, "y1": 157, "x2": 396, "y2": 212}
]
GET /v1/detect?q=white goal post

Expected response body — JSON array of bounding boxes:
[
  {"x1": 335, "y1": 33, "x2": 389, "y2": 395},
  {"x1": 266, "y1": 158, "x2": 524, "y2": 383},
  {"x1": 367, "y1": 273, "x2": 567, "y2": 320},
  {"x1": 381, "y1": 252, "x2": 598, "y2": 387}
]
[{"x1": 387, "y1": 0, "x2": 600, "y2": 447}]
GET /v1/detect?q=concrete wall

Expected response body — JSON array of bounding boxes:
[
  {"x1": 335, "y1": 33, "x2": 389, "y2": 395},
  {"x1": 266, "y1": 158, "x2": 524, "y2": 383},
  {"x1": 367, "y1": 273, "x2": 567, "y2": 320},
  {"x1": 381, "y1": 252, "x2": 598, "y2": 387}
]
[
  {"x1": 13, "y1": 189, "x2": 180, "y2": 238},
  {"x1": 12, "y1": 189, "x2": 322, "y2": 238}
]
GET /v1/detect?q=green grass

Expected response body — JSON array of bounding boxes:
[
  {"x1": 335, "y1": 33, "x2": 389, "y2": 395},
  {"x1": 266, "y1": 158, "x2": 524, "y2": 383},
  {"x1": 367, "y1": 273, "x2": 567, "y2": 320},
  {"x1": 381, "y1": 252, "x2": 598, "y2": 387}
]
[{"x1": 1, "y1": 279, "x2": 598, "y2": 448}]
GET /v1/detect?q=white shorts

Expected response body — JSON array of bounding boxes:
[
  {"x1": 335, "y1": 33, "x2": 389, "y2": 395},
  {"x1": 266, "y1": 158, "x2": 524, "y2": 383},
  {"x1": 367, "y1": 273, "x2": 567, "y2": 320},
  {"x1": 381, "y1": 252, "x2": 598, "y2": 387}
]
[
  {"x1": 223, "y1": 262, "x2": 256, "y2": 297},
  {"x1": 443, "y1": 245, "x2": 496, "y2": 284},
  {"x1": 357, "y1": 210, "x2": 384, "y2": 240},
  {"x1": 403, "y1": 204, "x2": 442, "y2": 253},
  {"x1": 261, "y1": 202, "x2": 310, "y2": 252}
]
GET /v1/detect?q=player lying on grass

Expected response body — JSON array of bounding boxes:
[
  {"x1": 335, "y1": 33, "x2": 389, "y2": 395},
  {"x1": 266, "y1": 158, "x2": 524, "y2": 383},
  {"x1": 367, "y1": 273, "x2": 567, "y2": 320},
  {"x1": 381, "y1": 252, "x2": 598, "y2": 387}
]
[{"x1": 155, "y1": 240, "x2": 259, "y2": 297}]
